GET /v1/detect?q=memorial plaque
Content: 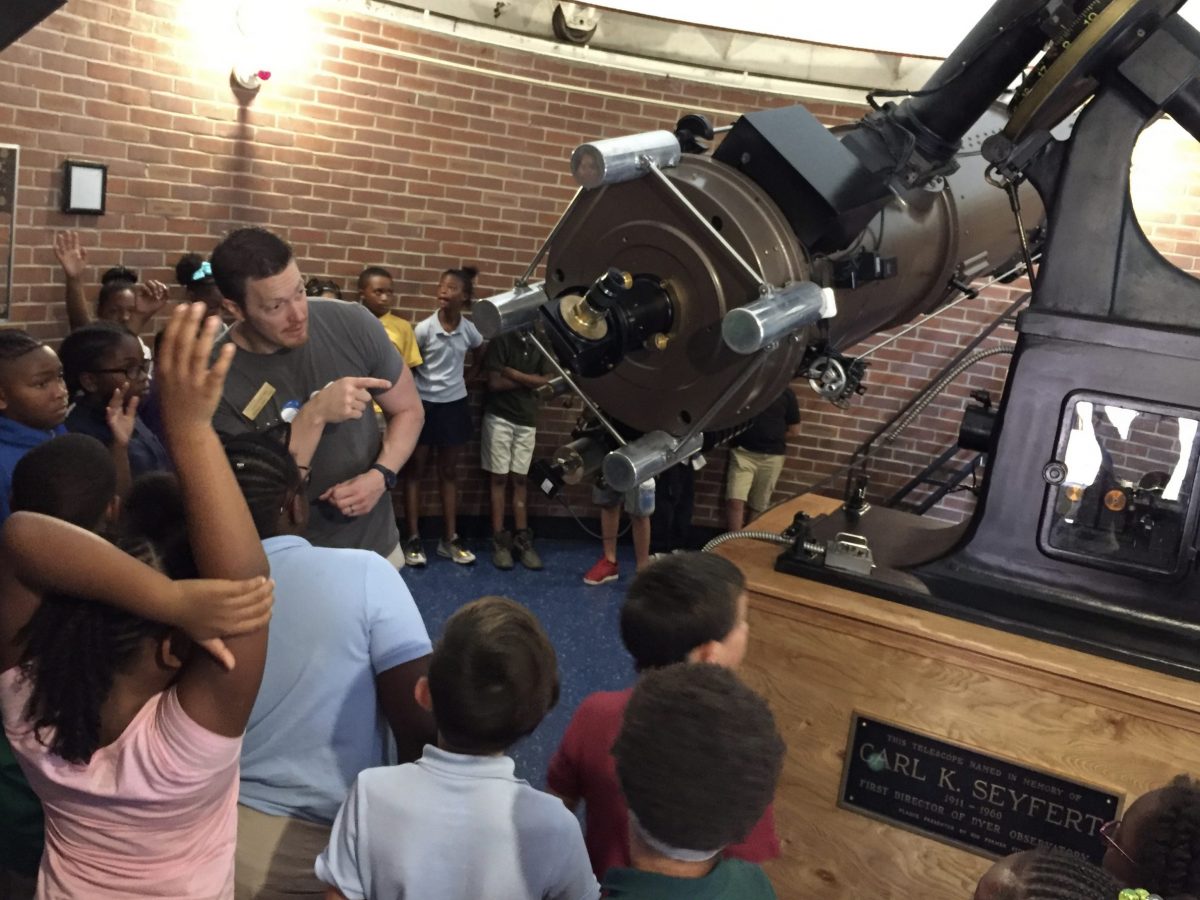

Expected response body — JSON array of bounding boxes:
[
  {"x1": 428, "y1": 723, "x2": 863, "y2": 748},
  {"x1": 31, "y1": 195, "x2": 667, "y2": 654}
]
[{"x1": 839, "y1": 714, "x2": 1122, "y2": 862}]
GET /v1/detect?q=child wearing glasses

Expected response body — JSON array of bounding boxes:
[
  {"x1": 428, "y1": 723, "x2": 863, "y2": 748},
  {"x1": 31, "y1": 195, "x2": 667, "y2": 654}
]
[
  {"x1": 61, "y1": 322, "x2": 171, "y2": 477},
  {"x1": 1101, "y1": 775, "x2": 1200, "y2": 898}
]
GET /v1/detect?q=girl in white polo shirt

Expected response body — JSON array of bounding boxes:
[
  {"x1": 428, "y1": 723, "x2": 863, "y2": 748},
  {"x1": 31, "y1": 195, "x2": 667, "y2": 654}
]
[{"x1": 405, "y1": 266, "x2": 483, "y2": 566}]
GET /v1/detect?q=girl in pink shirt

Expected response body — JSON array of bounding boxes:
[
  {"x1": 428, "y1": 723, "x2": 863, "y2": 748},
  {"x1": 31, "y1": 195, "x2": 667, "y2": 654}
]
[{"x1": 0, "y1": 304, "x2": 273, "y2": 899}]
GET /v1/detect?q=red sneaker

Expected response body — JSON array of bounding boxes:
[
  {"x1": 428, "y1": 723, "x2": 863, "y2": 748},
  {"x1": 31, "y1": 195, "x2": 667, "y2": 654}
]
[{"x1": 583, "y1": 557, "x2": 619, "y2": 585}]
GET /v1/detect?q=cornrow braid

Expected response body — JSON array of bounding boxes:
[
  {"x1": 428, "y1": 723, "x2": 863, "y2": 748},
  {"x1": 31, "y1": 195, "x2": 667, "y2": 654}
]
[
  {"x1": 1137, "y1": 776, "x2": 1200, "y2": 896},
  {"x1": 0, "y1": 329, "x2": 41, "y2": 361},
  {"x1": 1013, "y1": 849, "x2": 1122, "y2": 900},
  {"x1": 18, "y1": 535, "x2": 171, "y2": 765},
  {"x1": 222, "y1": 427, "x2": 301, "y2": 539}
]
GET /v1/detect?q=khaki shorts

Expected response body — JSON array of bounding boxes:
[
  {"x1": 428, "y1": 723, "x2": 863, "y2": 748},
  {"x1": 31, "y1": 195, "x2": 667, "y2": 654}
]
[
  {"x1": 481, "y1": 411, "x2": 537, "y2": 475},
  {"x1": 235, "y1": 804, "x2": 331, "y2": 900},
  {"x1": 726, "y1": 447, "x2": 786, "y2": 512}
]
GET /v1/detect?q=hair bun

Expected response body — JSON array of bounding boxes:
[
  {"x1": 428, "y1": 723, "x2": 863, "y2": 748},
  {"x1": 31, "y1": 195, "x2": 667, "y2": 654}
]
[{"x1": 460, "y1": 265, "x2": 479, "y2": 280}]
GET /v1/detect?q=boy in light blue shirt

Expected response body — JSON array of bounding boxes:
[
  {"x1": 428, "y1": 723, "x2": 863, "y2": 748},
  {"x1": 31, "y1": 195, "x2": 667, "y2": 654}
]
[{"x1": 317, "y1": 596, "x2": 599, "y2": 900}]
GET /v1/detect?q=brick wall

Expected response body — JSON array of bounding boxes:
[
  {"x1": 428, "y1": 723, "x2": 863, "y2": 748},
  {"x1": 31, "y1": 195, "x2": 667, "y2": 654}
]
[{"x1": 1, "y1": 1, "x2": 1196, "y2": 535}]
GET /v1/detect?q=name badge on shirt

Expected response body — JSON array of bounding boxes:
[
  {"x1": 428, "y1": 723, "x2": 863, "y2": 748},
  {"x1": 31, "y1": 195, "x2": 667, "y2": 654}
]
[{"x1": 242, "y1": 382, "x2": 277, "y2": 421}]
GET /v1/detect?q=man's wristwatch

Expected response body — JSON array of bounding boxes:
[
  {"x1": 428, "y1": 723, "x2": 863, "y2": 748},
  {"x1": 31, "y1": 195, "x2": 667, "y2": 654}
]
[{"x1": 371, "y1": 463, "x2": 398, "y2": 489}]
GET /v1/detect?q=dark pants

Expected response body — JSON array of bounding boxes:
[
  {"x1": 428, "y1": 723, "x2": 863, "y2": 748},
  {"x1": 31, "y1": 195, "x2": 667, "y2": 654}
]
[{"x1": 650, "y1": 463, "x2": 694, "y2": 554}]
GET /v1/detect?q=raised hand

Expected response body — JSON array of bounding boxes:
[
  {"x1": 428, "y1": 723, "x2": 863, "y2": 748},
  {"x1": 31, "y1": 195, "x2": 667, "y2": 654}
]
[
  {"x1": 156, "y1": 302, "x2": 235, "y2": 437},
  {"x1": 307, "y1": 376, "x2": 392, "y2": 425},
  {"x1": 53, "y1": 231, "x2": 87, "y2": 280},
  {"x1": 172, "y1": 576, "x2": 274, "y2": 670},
  {"x1": 105, "y1": 384, "x2": 139, "y2": 447},
  {"x1": 133, "y1": 279, "x2": 169, "y2": 318}
]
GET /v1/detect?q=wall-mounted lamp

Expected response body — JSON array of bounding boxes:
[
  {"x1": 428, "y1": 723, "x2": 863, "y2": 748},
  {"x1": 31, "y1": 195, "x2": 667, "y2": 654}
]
[
  {"x1": 61, "y1": 159, "x2": 107, "y2": 215},
  {"x1": 231, "y1": 0, "x2": 280, "y2": 93},
  {"x1": 232, "y1": 64, "x2": 272, "y2": 91}
]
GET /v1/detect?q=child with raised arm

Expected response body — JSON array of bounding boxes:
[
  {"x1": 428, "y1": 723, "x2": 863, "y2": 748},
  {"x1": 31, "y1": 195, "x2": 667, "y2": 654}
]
[{"x1": 0, "y1": 303, "x2": 274, "y2": 899}]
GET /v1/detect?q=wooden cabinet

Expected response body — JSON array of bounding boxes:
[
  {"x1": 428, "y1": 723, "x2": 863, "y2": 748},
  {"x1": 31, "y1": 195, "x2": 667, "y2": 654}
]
[{"x1": 717, "y1": 496, "x2": 1200, "y2": 899}]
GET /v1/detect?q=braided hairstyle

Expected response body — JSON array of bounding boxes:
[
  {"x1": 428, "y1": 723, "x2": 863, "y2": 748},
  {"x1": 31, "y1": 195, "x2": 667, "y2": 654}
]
[
  {"x1": 441, "y1": 265, "x2": 478, "y2": 302},
  {"x1": 222, "y1": 427, "x2": 302, "y2": 539},
  {"x1": 1132, "y1": 776, "x2": 1200, "y2": 896},
  {"x1": 0, "y1": 329, "x2": 41, "y2": 363},
  {"x1": 983, "y1": 849, "x2": 1122, "y2": 900},
  {"x1": 18, "y1": 535, "x2": 172, "y2": 765},
  {"x1": 59, "y1": 321, "x2": 132, "y2": 395}
]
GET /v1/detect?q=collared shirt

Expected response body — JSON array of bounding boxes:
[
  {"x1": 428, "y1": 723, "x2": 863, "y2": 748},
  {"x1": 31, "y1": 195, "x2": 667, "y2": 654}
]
[
  {"x1": 317, "y1": 746, "x2": 600, "y2": 900},
  {"x1": 239, "y1": 535, "x2": 432, "y2": 825},
  {"x1": 412, "y1": 312, "x2": 482, "y2": 403}
]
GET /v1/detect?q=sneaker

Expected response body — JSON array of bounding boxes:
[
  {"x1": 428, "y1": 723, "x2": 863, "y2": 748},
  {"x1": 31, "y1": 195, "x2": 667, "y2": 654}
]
[
  {"x1": 583, "y1": 557, "x2": 618, "y2": 585},
  {"x1": 404, "y1": 535, "x2": 427, "y2": 567},
  {"x1": 492, "y1": 530, "x2": 514, "y2": 570},
  {"x1": 514, "y1": 528, "x2": 543, "y2": 571},
  {"x1": 438, "y1": 535, "x2": 476, "y2": 565}
]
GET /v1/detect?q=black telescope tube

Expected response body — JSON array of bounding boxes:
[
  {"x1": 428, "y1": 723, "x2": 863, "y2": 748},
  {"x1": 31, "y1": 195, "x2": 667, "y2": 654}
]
[{"x1": 896, "y1": 0, "x2": 1055, "y2": 162}]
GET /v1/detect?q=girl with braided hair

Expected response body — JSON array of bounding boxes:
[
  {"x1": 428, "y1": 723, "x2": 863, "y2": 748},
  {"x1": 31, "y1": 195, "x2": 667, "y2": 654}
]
[
  {"x1": 0, "y1": 304, "x2": 274, "y2": 898},
  {"x1": 1103, "y1": 776, "x2": 1200, "y2": 897},
  {"x1": 975, "y1": 848, "x2": 1122, "y2": 900}
]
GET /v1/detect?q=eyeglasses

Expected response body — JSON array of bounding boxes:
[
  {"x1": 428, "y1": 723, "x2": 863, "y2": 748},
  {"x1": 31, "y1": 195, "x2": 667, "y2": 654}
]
[
  {"x1": 91, "y1": 362, "x2": 150, "y2": 380},
  {"x1": 1100, "y1": 819, "x2": 1139, "y2": 868}
]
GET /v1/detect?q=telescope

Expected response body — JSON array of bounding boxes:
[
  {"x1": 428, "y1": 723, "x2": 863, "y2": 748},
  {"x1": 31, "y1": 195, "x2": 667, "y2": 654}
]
[{"x1": 477, "y1": 0, "x2": 1200, "y2": 678}]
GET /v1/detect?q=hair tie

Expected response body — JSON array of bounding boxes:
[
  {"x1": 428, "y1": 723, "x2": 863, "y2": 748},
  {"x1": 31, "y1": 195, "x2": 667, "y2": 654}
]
[
  {"x1": 191, "y1": 260, "x2": 213, "y2": 282},
  {"x1": 1119, "y1": 890, "x2": 1163, "y2": 900}
]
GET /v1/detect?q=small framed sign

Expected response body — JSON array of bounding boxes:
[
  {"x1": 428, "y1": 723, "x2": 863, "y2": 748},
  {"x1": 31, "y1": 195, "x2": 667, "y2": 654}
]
[
  {"x1": 839, "y1": 713, "x2": 1123, "y2": 862},
  {"x1": 61, "y1": 160, "x2": 107, "y2": 215}
]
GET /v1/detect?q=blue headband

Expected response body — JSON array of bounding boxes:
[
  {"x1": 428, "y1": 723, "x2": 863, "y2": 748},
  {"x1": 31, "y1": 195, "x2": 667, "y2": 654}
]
[{"x1": 191, "y1": 260, "x2": 213, "y2": 282}]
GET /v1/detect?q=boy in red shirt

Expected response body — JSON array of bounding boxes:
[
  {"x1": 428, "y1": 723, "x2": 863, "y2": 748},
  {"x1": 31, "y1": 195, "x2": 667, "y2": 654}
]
[{"x1": 546, "y1": 553, "x2": 780, "y2": 879}]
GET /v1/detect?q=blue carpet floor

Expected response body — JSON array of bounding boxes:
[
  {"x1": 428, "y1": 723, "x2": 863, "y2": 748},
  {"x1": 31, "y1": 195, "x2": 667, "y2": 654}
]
[{"x1": 401, "y1": 538, "x2": 638, "y2": 788}]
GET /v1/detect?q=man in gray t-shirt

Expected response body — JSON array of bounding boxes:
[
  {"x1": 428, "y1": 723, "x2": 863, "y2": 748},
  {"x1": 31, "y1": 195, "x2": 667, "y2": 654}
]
[{"x1": 210, "y1": 228, "x2": 423, "y2": 559}]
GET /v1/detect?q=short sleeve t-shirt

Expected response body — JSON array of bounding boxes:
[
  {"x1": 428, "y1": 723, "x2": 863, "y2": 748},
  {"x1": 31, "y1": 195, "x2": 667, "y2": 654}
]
[
  {"x1": 601, "y1": 859, "x2": 776, "y2": 899},
  {"x1": 0, "y1": 669, "x2": 241, "y2": 899},
  {"x1": 412, "y1": 312, "x2": 482, "y2": 404},
  {"x1": 213, "y1": 300, "x2": 404, "y2": 557},
  {"x1": 734, "y1": 389, "x2": 801, "y2": 455},
  {"x1": 546, "y1": 689, "x2": 779, "y2": 879},
  {"x1": 380, "y1": 313, "x2": 423, "y2": 369},
  {"x1": 239, "y1": 535, "x2": 432, "y2": 825},
  {"x1": 483, "y1": 331, "x2": 552, "y2": 427},
  {"x1": 317, "y1": 747, "x2": 600, "y2": 900}
]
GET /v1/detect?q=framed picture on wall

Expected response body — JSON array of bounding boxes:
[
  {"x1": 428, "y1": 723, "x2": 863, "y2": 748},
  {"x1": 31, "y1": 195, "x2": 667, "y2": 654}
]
[{"x1": 61, "y1": 159, "x2": 107, "y2": 215}]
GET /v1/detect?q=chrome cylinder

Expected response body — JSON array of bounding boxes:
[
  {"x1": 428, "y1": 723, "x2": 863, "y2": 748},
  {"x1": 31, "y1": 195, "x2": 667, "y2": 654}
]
[
  {"x1": 721, "y1": 282, "x2": 830, "y2": 355},
  {"x1": 473, "y1": 282, "x2": 549, "y2": 339},
  {"x1": 602, "y1": 430, "x2": 703, "y2": 492},
  {"x1": 571, "y1": 131, "x2": 682, "y2": 189}
]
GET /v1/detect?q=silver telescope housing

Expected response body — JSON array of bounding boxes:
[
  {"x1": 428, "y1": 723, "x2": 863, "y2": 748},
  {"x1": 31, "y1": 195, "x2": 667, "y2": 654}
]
[
  {"x1": 602, "y1": 431, "x2": 704, "y2": 493},
  {"x1": 473, "y1": 282, "x2": 550, "y2": 339},
  {"x1": 570, "y1": 131, "x2": 682, "y2": 189},
  {"x1": 722, "y1": 282, "x2": 835, "y2": 355}
]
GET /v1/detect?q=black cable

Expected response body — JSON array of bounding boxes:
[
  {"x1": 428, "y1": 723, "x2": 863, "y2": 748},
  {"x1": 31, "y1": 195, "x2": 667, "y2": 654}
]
[{"x1": 555, "y1": 492, "x2": 632, "y2": 541}]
